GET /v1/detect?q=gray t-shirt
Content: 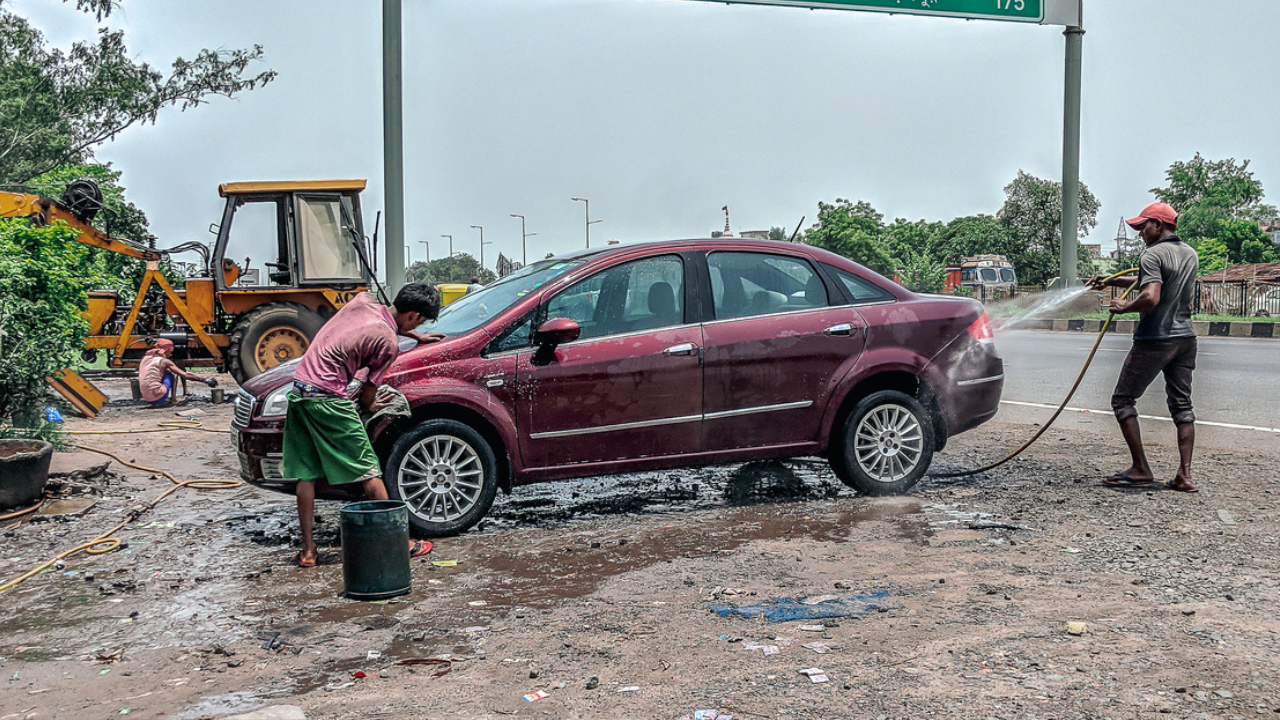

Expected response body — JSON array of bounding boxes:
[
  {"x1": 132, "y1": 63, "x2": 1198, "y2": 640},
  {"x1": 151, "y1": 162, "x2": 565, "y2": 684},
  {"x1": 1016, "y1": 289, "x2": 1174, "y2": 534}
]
[{"x1": 1133, "y1": 237, "x2": 1198, "y2": 340}]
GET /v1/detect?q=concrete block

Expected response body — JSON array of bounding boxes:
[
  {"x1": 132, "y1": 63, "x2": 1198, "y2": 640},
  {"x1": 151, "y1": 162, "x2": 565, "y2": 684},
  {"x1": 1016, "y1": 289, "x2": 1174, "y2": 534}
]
[
  {"x1": 1229, "y1": 322, "x2": 1253, "y2": 337},
  {"x1": 1051, "y1": 319, "x2": 1070, "y2": 331}
]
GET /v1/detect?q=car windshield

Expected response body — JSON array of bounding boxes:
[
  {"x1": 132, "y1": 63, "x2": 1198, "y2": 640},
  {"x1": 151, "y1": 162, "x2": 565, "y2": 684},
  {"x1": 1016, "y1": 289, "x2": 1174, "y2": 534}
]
[{"x1": 417, "y1": 258, "x2": 584, "y2": 336}]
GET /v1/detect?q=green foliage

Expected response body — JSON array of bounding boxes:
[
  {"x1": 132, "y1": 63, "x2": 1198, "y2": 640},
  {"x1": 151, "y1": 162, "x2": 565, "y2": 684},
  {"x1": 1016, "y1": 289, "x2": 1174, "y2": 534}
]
[
  {"x1": 767, "y1": 226, "x2": 789, "y2": 242},
  {"x1": 0, "y1": 218, "x2": 92, "y2": 442},
  {"x1": 883, "y1": 218, "x2": 945, "y2": 266},
  {"x1": 801, "y1": 199, "x2": 896, "y2": 276},
  {"x1": 1191, "y1": 237, "x2": 1229, "y2": 276},
  {"x1": 896, "y1": 248, "x2": 948, "y2": 294},
  {"x1": 942, "y1": 215, "x2": 1020, "y2": 266},
  {"x1": 997, "y1": 170, "x2": 1100, "y2": 286},
  {"x1": 408, "y1": 254, "x2": 497, "y2": 285},
  {"x1": 0, "y1": 2, "x2": 276, "y2": 183},
  {"x1": 1152, "y1": 154, "x2": 1278, "y2": 235}
]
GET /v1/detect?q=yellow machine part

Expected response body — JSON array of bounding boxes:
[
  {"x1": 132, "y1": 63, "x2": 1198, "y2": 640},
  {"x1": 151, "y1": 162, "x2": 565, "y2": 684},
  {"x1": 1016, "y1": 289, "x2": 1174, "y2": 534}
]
[
  {"x1": 84, "y1": 291, "x2": 118, "y2": 335},
  {"x1": 164, "y1": 278, "x2": 216, "y2": 327},
  {"x1": 46, "y1": 369, "x2": 107, "y2": 419},
  {"x1": 437, "y1": 283, "x2": 470, "y2": 306}
]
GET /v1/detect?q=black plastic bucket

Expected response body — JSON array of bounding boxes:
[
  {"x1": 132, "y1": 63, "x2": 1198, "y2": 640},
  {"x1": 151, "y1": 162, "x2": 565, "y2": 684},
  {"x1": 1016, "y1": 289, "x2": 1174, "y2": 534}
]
[
  {"x1": 339, "y1": 500, "x2": 411, "y2": 600},
  {"x1": 0, "y1": 440, "x2": 53, "y2": 511}
]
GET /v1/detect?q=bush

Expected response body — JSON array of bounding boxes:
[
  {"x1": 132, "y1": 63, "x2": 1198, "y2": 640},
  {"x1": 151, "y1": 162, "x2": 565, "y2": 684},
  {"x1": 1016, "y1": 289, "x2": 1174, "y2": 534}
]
[{"x1": 0, "y1": 218, "x2": 93, "y2": 443}]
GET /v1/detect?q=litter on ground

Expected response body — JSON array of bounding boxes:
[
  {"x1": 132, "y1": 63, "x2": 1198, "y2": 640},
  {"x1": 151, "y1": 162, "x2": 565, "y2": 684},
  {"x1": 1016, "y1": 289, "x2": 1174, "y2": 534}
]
[{"x1": 710, "y1": 590, "x2": 891, "y2": 622}]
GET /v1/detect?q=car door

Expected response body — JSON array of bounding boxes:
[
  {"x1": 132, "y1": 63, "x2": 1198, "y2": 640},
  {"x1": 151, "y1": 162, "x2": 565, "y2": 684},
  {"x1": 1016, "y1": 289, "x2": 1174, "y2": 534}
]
[
  {"x1": 700, "y1": 250, "x2": 866, "y2": 451},
  {"x1": 517, "y1": 253, "x2": 703, "y2": 468}
]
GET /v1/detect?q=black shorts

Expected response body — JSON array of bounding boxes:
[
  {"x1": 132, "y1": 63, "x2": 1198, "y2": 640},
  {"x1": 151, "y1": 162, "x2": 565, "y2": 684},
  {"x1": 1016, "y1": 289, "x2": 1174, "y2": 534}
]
[{"x1": 1111, "y1": 337, "x2": 1196, "y2": 425}]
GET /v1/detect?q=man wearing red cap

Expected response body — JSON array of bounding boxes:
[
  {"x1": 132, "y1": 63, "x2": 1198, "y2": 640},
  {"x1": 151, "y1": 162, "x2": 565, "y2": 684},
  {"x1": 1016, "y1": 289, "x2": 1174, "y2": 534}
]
[
  {"x1": 1088, "y1": 202, "x2": 1199, "y2": 493},
  {"x1": 137, "y1": 338, "x2": 216, "y2": 406}
]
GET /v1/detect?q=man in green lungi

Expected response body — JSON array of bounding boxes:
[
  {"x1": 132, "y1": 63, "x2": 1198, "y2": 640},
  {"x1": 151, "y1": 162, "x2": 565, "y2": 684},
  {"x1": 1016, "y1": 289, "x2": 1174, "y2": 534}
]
[{"x1": 282, "y1": 284, "x2": 442, "y2": 567}]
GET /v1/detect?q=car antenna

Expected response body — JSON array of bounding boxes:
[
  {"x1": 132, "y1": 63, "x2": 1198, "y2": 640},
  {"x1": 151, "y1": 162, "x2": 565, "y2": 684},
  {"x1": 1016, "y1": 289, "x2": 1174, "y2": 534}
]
[{"x1": 788, "y1": 216, "x2": 806, "y2": 243}]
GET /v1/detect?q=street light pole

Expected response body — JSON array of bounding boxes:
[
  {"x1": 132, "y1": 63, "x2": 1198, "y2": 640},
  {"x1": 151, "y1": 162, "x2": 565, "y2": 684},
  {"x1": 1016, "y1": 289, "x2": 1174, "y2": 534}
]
[
  {"x1": 470, "y1": 225, "x2": 491, "y2": 271},
  {"x1": 440, "y1": 234, "x2": 452, "y2": 257},
  {"x1": 510, "y1": 214, "x2": 536, "y2": 266},
  {"x1": 418, "y1": 240, "x2": 429, "y2": 263},
  {"x1": 571, "y1": 197, "x2": 601, "y2": 249}
]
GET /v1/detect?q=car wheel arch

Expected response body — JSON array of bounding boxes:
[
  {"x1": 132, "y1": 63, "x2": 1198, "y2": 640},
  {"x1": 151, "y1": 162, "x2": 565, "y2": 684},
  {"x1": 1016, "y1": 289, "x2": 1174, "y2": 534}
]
[
  {"x1": 374, "y1": 402, "x2": 515, "y2": 494},
  {"x1": 824, "y1": 369, "x2": 947, "y2": 456}
]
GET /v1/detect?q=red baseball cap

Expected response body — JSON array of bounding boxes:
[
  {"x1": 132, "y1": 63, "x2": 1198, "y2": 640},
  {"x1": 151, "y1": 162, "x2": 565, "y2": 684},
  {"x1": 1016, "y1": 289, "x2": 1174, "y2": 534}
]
[
  {"x1": 1126, "y1": 202, "x2": 1177, "y2": 230},
  {"x1": 153, "y1": 338, "x2": 175, "y2": 353}
]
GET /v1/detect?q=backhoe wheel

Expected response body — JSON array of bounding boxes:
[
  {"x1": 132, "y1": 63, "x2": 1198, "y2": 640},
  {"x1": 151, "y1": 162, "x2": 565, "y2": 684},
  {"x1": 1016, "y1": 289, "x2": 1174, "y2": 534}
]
[
  {"x1": 831, "y1": 390, "x2": 935, "y2": 496},
  {"x1": 227, "y1": 303, "x2": 325, "y2": 385},
  {"x1": 385, "y1": 419, "x2": 500, "y2": 538}
]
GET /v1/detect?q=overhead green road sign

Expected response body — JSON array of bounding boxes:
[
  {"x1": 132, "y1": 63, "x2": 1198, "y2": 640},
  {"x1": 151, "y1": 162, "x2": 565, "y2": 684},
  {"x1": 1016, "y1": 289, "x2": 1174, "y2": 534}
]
[{"x1": 687, "y1": 0, "x2": 1081, "y2": 26}]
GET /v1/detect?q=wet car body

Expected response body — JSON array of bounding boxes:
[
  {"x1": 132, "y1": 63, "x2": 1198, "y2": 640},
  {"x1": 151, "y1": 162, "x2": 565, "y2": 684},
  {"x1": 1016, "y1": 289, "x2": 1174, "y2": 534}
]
[{"x1": 234, "y1": 238, "x2": 1003, "y2": 536}]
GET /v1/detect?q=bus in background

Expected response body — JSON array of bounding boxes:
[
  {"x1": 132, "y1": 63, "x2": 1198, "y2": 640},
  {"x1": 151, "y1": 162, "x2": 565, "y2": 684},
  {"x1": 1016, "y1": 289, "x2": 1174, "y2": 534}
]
[{"x1": 944, "y1": 255, "x2": 1017, "y2": 301}]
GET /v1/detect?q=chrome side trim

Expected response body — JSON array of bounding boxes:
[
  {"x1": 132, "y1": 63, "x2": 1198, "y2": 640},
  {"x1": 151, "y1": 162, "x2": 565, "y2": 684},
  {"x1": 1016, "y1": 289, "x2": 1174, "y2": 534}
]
[
  {"x1": 704, "y1": 400, "x2": 813, "y2": 420},
  {"x1": 530, "y1": 413, "x2": 703, "y2": 440},
  {"x1": 531, "y1": 400, "x2": 815, "y2": 440},
  {"x1": 956, "y1": 374, "x2": 1004, "y2": 387}
]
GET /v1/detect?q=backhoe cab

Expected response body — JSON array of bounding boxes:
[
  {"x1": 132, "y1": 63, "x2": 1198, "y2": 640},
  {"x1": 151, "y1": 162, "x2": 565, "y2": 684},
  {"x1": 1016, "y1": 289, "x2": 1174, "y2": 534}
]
[{"x1": 211, "y1": 180, "x2": 375, "y2": 381}]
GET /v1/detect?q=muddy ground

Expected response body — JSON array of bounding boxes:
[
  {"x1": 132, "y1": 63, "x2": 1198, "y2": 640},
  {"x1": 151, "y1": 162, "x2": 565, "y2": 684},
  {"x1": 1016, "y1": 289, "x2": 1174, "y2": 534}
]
[{"x1": 2, "y1": 372, "x2": 1279, "y2": 720}]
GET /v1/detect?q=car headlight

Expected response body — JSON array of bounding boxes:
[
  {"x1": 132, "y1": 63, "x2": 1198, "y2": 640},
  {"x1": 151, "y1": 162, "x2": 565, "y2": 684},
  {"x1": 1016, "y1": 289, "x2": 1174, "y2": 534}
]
[{"x1": 260, "y1": 384, "x2": 292, "y2": 418}]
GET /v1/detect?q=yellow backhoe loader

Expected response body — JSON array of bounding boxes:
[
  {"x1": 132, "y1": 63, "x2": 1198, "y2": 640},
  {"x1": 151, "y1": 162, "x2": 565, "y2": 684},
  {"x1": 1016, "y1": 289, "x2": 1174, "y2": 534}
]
[{"x1": 1, "y1": 178, "x2": 378, "y2": 385}]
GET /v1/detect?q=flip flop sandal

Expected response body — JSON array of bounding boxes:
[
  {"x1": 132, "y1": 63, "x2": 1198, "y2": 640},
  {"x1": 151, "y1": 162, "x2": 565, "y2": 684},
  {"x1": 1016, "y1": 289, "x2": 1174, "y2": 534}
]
[
  {"x1": 292, "y1": 551, "x2": 318, "y2": 568},
  {"x1": 410, "y1": 540, "x2": 434, "y2": 558},
  {"x1": 1102, "y1": 473, "x2": 1155, "y2": 487},
  {"x1": 1166, "y1": 480, "x2": 1199, "y2": 493}
]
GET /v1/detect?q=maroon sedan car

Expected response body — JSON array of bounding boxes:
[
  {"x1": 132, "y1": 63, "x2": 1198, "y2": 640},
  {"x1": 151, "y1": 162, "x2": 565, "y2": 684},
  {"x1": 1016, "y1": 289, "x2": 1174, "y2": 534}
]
[{"x1": 233, "y1": 239, "x2": 1002, "y2": 537}]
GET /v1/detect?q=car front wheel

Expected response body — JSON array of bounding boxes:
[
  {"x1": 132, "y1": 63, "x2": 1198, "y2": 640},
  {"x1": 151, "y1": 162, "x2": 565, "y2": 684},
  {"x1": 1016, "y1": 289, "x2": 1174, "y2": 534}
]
[
  {"x1": 385, "y1": 419, "x2": 499, "y2": 537},
  {"x1": 831, "y1": 390, "x2": 934, "y2": 496}
]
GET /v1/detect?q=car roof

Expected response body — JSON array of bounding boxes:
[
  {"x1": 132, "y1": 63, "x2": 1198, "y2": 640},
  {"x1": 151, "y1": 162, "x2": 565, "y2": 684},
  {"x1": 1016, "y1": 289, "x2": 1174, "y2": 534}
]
[{"x1": 553, "y1": 238, "x2": 818, "y2": 263}]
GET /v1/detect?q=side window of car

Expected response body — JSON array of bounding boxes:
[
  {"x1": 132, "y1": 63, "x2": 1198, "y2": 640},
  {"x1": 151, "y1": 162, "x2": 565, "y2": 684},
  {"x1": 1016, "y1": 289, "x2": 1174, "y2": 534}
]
[
  {"x1": 487, "y1": 311, "x2": 534, "y2": 354},
  {"x1": 708, "y1": 252, "x2": 828, "y2": 320},
  {"x1": 545, "y1": 255, "x2": 684, "y2": 341},
  {"x1": 823, "y1": 263, "x2": 896, "y2": 305}
]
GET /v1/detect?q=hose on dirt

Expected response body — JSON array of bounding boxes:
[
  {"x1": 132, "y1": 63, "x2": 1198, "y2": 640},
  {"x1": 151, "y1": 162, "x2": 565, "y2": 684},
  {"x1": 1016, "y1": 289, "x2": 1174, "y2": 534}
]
[
  {"x1": 0, "y1": 425, "x2": 240, "y2": 593},
  {"x1": 931, "y1": 268, "x2": 1139, "y2": 479}
]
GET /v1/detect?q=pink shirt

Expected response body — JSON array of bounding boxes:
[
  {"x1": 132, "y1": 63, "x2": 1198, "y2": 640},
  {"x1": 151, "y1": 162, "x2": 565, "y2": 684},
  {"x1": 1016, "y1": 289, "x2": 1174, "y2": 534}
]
[
  {"x1": 138, "y1": 354, "x2": 169, "y2": 402},
  {"x1": 294, "y1": 293, "x2": 400, "y2": 397}
]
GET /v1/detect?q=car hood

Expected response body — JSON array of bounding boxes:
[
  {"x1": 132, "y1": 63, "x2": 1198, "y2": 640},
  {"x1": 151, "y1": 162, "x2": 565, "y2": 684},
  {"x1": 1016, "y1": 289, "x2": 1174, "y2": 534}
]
[{"x1": 238, "y1": 335, "x2": 450, "y2": 398}]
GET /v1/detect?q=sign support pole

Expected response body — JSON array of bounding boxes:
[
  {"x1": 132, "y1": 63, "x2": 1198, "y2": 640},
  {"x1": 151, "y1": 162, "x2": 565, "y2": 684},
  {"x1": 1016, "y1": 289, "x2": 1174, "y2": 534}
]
[
  {"x1": 1060, "y1": 15, "x2": 1084, "y2": 289},
  {"x1": 383, "y1": 0, "x2": 406, "y2": 297}
]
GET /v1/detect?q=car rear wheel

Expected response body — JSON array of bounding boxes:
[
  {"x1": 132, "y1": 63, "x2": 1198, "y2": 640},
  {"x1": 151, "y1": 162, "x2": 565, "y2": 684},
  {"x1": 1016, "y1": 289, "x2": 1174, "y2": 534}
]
[
  {"x1": 831, "y1": 390, "x2": 934, "y2": 496},
  {"x1": 385, "y1": 419, "x2": 498, "y2": 537}
]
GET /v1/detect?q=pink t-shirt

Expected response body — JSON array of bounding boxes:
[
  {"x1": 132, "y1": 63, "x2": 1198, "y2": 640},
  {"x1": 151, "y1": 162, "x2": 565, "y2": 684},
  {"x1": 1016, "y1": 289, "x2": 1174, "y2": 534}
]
[
  {"x1": 138, "y1": 354, "x2": 169, "y2": 402},
  {"x1": 294, "y1": 293, "x2": 400, "y2": 397}
]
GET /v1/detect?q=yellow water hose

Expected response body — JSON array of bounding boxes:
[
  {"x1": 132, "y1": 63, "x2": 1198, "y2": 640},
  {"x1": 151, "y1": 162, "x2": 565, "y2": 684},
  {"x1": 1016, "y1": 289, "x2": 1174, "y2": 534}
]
[
  {"x1": 933, "y1": 268, "x2": 1140, "y2": 478},
  {"x1": 0, "y1": 421, "x2": 239, "y2": 593}
]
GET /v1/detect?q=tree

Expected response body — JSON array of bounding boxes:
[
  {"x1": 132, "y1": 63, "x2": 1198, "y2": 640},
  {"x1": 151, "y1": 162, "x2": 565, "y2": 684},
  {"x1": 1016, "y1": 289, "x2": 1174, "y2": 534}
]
[
  {"x1": 1150, "y1": 154, "x2": 1280, "y2": 267},
  {"x1": 801, "y1": 199, "x2": 896, "y2": 276},
  {"x1": 896, "y1": 247, "x2": 948, "y2": 294},
  {"x1": 941, "y1": 215, "x2": 1021, "y2": 265},
  {"x1": 882, "y1": 218, "x2": 945, "y2": 267},
  {"x1": 0, "y1": 1, "x2": 276, "y2": 182},
  {"x1": 1152, "y1": 154, "x2": 1278, "y2": 229},
  {"x1": 0, "y1": 218, "x2": 94, "y2": 442},
  {"x1": 414, "y1": 254, "x2": 496, "y2": 285},
  {"x1": 997, "y1": 170, "x2": 1100, "y2": 286}
]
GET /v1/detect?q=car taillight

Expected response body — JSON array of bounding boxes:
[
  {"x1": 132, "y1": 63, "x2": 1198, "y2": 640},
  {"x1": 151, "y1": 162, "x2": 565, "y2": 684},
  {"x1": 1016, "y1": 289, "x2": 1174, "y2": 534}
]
[{"x1": 967, "y1": 312, "x2": 994, "y2": 343}]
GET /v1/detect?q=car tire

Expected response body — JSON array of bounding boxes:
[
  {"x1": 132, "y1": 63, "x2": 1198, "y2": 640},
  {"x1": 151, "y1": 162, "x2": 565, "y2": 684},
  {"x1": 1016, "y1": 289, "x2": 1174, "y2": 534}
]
[
  {"x1": 831, "y1": 390, "x2": 934, "y2": 496},
  {"x1": 384, "y1": 419, "x2": 499, "y2": 537}
]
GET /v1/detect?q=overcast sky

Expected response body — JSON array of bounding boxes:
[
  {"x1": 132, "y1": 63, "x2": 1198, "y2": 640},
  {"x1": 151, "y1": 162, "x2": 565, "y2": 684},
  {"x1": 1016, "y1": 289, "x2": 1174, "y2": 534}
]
[{"x1": 15, "y1": 0, "x2": 1280, "y2": 271}]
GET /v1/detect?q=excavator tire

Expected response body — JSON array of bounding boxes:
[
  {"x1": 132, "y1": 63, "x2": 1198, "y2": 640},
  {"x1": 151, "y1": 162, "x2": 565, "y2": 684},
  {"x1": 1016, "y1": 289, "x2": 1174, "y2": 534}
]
[{"x1": 227, "y1": 302, "x2": 326, "y2": 385}]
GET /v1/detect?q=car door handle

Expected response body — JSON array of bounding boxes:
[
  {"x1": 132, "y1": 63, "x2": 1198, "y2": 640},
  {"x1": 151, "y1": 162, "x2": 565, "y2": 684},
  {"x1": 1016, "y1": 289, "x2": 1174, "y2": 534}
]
[
  {"x1": 823, "y1": 323, "x2": 854, "y2": 336},
  {"x1": 663, "y1": 342, "x2": 697, "y2": 357}
]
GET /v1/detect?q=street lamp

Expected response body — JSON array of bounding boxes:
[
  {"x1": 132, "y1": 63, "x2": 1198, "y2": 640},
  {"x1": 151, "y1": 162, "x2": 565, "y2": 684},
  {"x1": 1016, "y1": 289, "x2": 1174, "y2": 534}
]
[
  {"x1": 440, "y1": 234, "x2": 452, "y2": 257},
  {"x1": 470, "y1": 225, "x2": 491, "y2": 271},
  {"x1": 418, "y1": 240, "x2": 430, "y2": 263},
  {"x1": 571, "y1": 197, "x2": 601, "y2": 249},
  {"x1": 510, "y1": 214, "x2": 536, "y2": 266}
]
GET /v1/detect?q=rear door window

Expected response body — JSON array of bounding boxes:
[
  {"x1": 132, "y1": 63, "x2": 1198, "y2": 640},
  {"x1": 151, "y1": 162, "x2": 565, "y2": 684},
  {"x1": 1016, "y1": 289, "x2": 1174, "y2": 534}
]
[{"x1": 708, "y1": 252, "x2": 829, "y2": 320}]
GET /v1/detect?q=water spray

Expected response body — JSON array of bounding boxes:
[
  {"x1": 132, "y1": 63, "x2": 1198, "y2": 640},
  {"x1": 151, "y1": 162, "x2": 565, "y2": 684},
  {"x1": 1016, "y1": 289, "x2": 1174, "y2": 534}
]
[{"x1": 933, "y1": 267, "x2": 1139, "y2": 478}]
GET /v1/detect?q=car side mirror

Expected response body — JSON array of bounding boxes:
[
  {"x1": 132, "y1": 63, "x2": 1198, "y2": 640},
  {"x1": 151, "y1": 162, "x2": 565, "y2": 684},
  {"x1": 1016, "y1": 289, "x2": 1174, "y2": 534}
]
[
  {"x1": 534, "y1": 318, "x2": 580, "y2": 347},
  {"x1": 531, "y1": 318, "x2": 580, "y2": 366}
]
